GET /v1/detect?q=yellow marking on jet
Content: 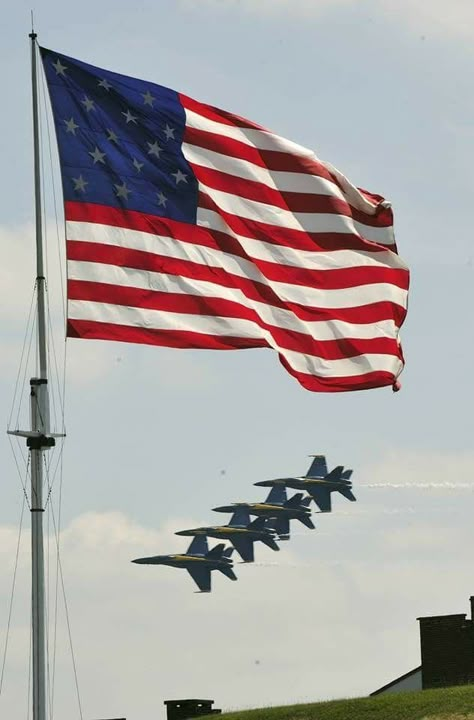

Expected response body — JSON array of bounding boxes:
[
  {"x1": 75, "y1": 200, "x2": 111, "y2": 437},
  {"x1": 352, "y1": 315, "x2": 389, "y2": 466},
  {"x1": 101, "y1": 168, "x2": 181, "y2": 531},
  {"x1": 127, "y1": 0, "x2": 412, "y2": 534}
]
[
  {"x1": 211, "y1": 527, "x2": 247, "y2": 534},
  {"x1": 225, "y1": 528, "x2": 249, "y2": 533},
  {"x1": 251, "y1": 503, "x2": 285, "y2": 511},
  {"x1": 172, "y1": 555, "x2": 206, "y2": 562}
]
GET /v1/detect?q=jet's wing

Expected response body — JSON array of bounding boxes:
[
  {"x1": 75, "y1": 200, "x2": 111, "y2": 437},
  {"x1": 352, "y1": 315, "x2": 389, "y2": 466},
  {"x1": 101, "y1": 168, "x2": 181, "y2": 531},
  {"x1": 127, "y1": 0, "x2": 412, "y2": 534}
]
[
  {"x1": 228, "y1": 507, "x2": 251, "y2": 527},
  {"x1": 187, "y1": 565, "x2": 212, "y2": 593},
  {"x1": 306, "y1": 455, "x2": 328, "y2": 478},
  {"x1": 308, "y1": 487, "x2": 332, "y2": 512},
  {"x1": 339, "y1": 487, "x2": 357, "y2": 502},
  {"x1": 231, "y1": 536, "x2": 254, "y2": 563}
]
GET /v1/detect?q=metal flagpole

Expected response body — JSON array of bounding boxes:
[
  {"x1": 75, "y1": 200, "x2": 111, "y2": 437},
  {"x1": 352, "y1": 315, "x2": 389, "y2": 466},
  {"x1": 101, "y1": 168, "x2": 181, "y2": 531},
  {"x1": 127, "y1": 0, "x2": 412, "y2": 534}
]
[
  {"x1": 6, "y1": 26, "x2": 66, "y2": 720},
  {"x1": 29, "y1": 30, "x2": 48, "y2": 720}
]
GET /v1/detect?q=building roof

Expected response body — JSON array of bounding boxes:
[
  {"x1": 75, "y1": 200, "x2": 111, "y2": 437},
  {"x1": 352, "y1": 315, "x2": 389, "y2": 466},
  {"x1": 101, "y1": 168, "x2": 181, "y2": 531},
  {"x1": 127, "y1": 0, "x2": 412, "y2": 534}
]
[
  {"x1": 417, "y1": 613, "x2": 466, "y2": 621},
  {"x1": 370, "y1": 666, "x2": 422, "y2": 696}
]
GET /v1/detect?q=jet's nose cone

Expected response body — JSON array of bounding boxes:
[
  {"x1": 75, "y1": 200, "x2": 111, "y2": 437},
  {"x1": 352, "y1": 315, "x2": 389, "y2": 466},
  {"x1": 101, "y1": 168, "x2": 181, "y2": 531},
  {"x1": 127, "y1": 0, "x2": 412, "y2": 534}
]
[{"x1": 132, "y1": 556, "x2": 162, "y2": 564}]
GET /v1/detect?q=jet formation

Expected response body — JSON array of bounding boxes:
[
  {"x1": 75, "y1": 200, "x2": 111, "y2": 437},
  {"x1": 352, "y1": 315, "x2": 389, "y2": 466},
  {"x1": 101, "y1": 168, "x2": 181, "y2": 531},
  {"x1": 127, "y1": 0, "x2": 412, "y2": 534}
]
[{"x1": 132, "y1": 454, "x2": 356, "y2": 592}]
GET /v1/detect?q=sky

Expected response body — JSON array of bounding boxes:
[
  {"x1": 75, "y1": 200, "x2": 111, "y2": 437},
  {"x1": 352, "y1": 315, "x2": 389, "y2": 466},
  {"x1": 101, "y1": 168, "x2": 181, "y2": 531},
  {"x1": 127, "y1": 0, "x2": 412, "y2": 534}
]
[{"x1": 1, "y1": 1, "x2": 474, "y2": 719}]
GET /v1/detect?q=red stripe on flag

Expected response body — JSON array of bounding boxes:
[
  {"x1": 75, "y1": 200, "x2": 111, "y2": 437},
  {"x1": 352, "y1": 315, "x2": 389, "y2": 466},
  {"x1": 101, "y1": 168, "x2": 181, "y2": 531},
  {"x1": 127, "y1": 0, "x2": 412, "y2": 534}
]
[{"x1": 67, "y1": 319, "x2": 267, "y2": 351}]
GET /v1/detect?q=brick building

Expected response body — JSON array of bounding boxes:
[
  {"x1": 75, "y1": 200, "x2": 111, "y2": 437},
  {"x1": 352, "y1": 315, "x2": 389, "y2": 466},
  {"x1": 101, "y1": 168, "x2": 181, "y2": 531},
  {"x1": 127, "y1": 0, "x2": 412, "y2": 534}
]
[
  {"x1": 418, "y1": 596, "x2": 474, "y2": 689},
  {"x1": 371, "y1": 596, "x2": 474, "y2": 696}
]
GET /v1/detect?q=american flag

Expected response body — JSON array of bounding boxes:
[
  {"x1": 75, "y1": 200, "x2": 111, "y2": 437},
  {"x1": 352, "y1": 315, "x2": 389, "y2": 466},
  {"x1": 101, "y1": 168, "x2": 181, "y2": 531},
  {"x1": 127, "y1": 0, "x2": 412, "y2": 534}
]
[{"x1": 41, "y1": 47, "x2": 409, "y2": 392}]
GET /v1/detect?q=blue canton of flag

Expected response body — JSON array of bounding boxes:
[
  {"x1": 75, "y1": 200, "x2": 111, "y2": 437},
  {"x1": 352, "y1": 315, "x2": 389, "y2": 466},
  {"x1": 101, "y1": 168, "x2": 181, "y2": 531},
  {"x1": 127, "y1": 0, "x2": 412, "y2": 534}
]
[{"x1": 41, "y1": 47, "x2": 198, "y2": 223}]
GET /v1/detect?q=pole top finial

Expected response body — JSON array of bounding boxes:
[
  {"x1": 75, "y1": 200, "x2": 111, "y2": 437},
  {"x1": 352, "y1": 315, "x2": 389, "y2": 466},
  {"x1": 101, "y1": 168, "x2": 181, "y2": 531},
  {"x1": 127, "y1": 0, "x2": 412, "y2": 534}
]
[{"x1": 29, "y1": 9, "x2": 36, "y2": 38}]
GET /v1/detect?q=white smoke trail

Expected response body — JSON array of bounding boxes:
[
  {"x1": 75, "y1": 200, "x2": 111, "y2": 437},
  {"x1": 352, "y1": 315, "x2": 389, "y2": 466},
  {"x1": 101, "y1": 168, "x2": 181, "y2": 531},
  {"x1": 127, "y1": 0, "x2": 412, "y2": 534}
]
[
  {"x1": 362, "y1": 482, "x2": 474, "y2": 489},
  {"x1": 243, "y1": 561, "x2": 309, "y2": 569},
  {"x1": 327, "y1": 507, "x2": 416, "y2": 516}
]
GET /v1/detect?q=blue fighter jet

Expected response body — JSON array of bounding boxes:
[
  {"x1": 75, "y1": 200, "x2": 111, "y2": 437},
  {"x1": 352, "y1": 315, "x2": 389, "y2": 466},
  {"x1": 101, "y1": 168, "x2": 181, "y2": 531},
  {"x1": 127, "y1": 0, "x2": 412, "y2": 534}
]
[
  {"x1": 175, "y1": 508, "x2": 280, "y2": 563},
  {"x1": 213, "y1": 486, "x2": 314, "y2": 541},
  {"x1": 255, "y1": 455, "x2": 356, "y2": 513},
  {"x1": 132, "y1": 536, "x2": 237, "y2": 593}
]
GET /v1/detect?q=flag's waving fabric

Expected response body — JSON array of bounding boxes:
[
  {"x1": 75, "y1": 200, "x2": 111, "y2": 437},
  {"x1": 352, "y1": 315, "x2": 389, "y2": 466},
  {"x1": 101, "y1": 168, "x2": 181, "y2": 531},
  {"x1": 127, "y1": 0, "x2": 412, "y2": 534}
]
[{"x1": 41, "y1": 47, "x2": 409, "y2": 392}]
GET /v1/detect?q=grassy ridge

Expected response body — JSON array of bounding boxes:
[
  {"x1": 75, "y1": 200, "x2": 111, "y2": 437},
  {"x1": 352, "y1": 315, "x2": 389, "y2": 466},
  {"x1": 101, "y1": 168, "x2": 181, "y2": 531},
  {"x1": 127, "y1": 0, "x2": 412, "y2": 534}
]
[{"x1": 220, "y1": 685, "x2": 474, "y2": 720}]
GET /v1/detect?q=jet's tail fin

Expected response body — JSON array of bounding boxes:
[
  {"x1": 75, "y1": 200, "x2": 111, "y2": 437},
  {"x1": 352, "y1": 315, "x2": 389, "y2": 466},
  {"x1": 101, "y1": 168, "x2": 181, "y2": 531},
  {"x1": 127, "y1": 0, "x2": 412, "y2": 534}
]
[
  {"x1": 284, "y1": 493, "x2": 304, "y2": 509},
  {"x1": 223, "y1": 546, "x2": 234, "y2": 559},
  {"x1": 267, "y1": 516, "x2": 290, "y2": 540},
  {"x1": 339, "y1": 486, "x2": 357, "y2": 502},
  {"x1": 218, "y1": 565, "x2": 238, "y2": 581},
  {"x1": 248, "y1": 517, "x2": 267, "y2": 531},
  {"x1": 265, "y1": 485, "x2": 287, "y2": 505},
  {"x1": 206, "y1": 543, "x2": 226, "y2": 559},
  {"x1": 301, "y1": 496, "x2": 312, "y2": 508},
  {"x1": 341, "y1": 469, "x2": 353, "y2": 481},
  {"x1": 187, "y1": 535, "x2": 209, "y2": 556},
  {"x1": 324, "y1": 465, "x2": 344, "y2": 481},
  {"x1": 306, "y1": 455, "x2": 328, "y2": 478},
  {"x1": 298, "y1": 514, "x2": 315, "y2": 530},
  {"x1": 228, "y1": 507, "x2": 251, "y2": 527},
  {"x1": 261, "y1": 535, "x2": 280, "y2": 552}
]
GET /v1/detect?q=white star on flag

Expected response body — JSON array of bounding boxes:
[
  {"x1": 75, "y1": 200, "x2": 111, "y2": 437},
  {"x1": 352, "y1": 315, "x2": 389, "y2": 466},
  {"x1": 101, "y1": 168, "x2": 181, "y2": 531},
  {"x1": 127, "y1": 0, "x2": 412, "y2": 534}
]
[
  {"x1": 98, "y1": 78, "x2": 112, "y2": 90},
  {"x1": 122, "y1": 109, "x2": 138, "y2": 124},
  {"x1": 89, "y1": 147, "x2": 106, "y2": 164},
  {"x1": 147, "y1": 141, "x2": 162, "y2": 159},
  {"x1": 157, "y1": 191, "x2": 167, "y2": 207},
  {"x1": 115, "y1": 181, "x2": 131, "y2": 200},
  {"x1": 164, "y1": 124, "x2": 175, "y2": 140},
  {"x1": 81, "y1": 96, "x2": 95, "y2": 112},
  {"x1": 53, "y1": 58, "x2": 67, "y2": 76},
  {"x1": 72, "y1": 175, "x2": 88, "y2": 192},
  {"x1": 172, "y1": 169, "x2": 187, "y2": 184},
  {"x1": 64, "y1": 117, "x2": 79, "y2": 134},
  {"x1": 142, "y1": 91, "x2": 155, "y2": 107}
]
